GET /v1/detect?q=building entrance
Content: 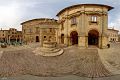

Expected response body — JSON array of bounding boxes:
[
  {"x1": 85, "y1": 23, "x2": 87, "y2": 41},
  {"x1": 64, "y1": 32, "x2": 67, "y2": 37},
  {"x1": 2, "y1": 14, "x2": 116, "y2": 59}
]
[
  {"x1": 88, "y1": 30, "x2": 99, "y2": 45},
  {"x1": 36, "y1": 36, "x2": 39, "y2": 42},
  {"x1": 61, "y1": 34, "x2": 64, "y2": 44},
  {"x1": 70, "y1": 31, "x2": 78, "y2": 45}
]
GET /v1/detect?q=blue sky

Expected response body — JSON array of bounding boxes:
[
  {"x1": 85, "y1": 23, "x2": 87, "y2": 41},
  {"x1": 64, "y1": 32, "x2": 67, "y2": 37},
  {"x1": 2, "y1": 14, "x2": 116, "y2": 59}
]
[{"x1": 0, "y1": 0, "x2": 119, "y2": 31}]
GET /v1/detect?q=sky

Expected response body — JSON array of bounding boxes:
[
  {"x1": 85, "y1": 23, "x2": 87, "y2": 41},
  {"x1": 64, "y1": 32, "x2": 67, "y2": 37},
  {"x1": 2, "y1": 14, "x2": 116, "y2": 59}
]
[{"x1": 0, "y1": 0, "x2": 119, "y2": 31}]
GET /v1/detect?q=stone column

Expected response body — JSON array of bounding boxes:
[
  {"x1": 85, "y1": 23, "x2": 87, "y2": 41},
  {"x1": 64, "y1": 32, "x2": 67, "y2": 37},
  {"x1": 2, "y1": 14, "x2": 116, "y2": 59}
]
[
  {"x1": 9, "y1": 36, "x2": 11, "y2": 44},
  {"x1": 5, "y1": 38, "x2": 7, "y2": 43},
  {"x1": 58, "y1": 35, "x2": 61, "y2": 44},
  {"x1": 7, "y1": 37, "x2": 9, "y2": 44},
  {"x1": 55, "y1": 29, "x2": 58, "y2": 43},
  {"x1": 101, "y1": 14, "x2": 108, "y2": 48},
  {"x1": 85, "y1": 36, "x2": 88, "y2": 48},
  {"x1": 40, "y1": 29, "x2": 43, "y2": 47},
  {"x1": 20, "y1": 37, "x2": 22, "y2": 43},
  {"x1": 78, "y1": 8, "x2": 86, "y2": 48},
  {"x1": 103, "y1": 14, "x2": 108, "y2": 35},
  {"x1": 64, "y1": 35, "x2": 68, "y2": 45},
  {"x1": 67, "y1": 36, "x2": 71, "y2": 46},
  {"x1": 99, "y1": 36, "x2": 102, "y2": 48},
  {"x1": 16, "y1": 38, "x2": 17, "y2": 43},
  {"x1": 101, "y1": 35, "x2": 108, "y2": 48},
  {"x1": 63, "y1": 15, "x2": 69, "y2": 46},
  {"x1": 78, "y1": 35, "x2": 86, "y2": 47}
]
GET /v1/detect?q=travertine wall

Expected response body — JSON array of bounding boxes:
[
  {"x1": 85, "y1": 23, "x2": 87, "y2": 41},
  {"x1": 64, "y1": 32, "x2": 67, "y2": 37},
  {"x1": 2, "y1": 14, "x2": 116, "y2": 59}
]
[
  {"x1": 0, "y1": 28, "x2": 22, "y2": 43},
  {"x1": 57, "y1": 4, "x2": 113, "y2": 48},
  {"x1": 107, "y1": 29, "x2": 119, "y2": 42},
  {"x1": 21, "y1": 18, "x2": 59, "y2": 46},
  {"x1": 0, "y1": 30, "x2": 8, "y2": 42},
  {"x1": 21, "y1": 4, "x2": 113, "y2": 48}
]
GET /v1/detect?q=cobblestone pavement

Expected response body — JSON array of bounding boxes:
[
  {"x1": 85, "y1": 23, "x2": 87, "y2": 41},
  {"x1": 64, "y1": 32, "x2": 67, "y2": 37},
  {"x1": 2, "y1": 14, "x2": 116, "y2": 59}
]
[
  {"x1": 0, "y1": 51, "x2": 3, "y2": 59},
  {"x1": 98, "y1": 42, "x2": 120, "y2": 74},
  {"x1": 0, "y1": 43, "x2": 120, "y2": 80},
  {"x1": 1, "y1": 75, "x2": 120, "y2": 80},
  {"x1": 0, "y1": 43, "x2": 40, "y2": 51},
  {"x1": 0, "y1": 46, "x2": 112, "y2": 78}
]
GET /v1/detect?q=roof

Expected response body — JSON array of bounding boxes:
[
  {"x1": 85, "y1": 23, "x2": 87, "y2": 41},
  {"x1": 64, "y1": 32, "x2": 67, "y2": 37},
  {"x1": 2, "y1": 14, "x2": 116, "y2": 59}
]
[
  {"x1": 56, "y1": 4, "x2": 114, "y2": 16},
  {"x1": 21, "y1": 18, "x2": 58, "y2": 25},
  {"x1": 108, "y1": 28, "x2": 119, "y2": 32},
  {"x1": 0, "y1": 30, "x2": 8, "y2": 31}
]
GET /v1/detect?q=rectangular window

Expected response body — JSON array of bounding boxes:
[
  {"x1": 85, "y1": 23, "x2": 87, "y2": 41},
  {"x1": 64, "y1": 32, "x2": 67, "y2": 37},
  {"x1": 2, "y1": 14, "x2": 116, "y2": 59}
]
[
  {"x1": 50, "y1": 28, "x2": 52, "y2": 32},
  {"x1": 36, "y1": 27, "x2": 39, "y2": 33},
  {"x1": 30, "y1": 29, "x2": 32, "y2": 33},
  {"x1": 71, "y1": 17, "x2": 77, "y2": 25},
  {"x1": 111, "y1": 38, "x2": 112, "y2": 41},
  {"x1": 91, "y1": 16, "x2": 97, "y2": 22}
]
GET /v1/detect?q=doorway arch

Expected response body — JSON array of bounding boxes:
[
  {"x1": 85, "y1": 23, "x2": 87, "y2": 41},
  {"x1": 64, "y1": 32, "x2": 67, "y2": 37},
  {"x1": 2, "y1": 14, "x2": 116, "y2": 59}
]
[
  {"x1": 70, "y1": 31, "x2": 78, "y2": 45},
  {"x1": 88, "y1": 30, "x2": 99, "y2": 45}
]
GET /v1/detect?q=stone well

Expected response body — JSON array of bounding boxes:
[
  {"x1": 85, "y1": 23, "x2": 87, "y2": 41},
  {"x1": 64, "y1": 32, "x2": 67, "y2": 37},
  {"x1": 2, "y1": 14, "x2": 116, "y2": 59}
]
[{"x1": 33, "y1": 41, "x2": 63, "y2": 56}]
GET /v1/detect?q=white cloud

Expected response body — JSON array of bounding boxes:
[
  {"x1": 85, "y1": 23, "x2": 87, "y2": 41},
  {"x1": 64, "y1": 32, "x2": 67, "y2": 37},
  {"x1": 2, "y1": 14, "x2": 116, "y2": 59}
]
[
  {"x1": 0, "y1": 0, "x2": 40, "y2": 30},
  {"x1": 109, "y1": 15, "x2": 120, "y2": 31},
  {"x1": 0, "y1": 2, "x2": 20, "y2": 29},
  {"x1": 0, "y1": 0, "x2": 119, "y2": 31}
]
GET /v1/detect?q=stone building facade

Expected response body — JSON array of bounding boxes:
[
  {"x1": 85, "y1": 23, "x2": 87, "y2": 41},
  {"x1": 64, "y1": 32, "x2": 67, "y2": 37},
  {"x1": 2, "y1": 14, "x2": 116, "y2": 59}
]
[
  {"x1": 57, "y1": 4, "x2": 113, "y2": 48},
  {"x1": 0, "y1": 30, "x2": 8, "y2": 42},
  {"x1": 0, "y1": 28, "x2": 22, "y2": 43},
  {"x1": 107, "y1": 28, "x2": 119, "y2": 42},
  {"x1": 118, "y1": 34, "x2": 120, "y2": 42},
  {"x1": 21, "y1": 18, "x2": 59, "y2": 46}
]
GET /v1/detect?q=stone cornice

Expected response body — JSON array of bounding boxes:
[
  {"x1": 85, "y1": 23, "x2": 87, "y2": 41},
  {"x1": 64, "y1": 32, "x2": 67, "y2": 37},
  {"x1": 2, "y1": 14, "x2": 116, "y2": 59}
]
[
  {"x1": 38, "y1": 26, "x2": 59, "y2": 29},
  {"x1": 21, "y1": 18, "x2": 58, "y2": 25},
  {"x1": 59, "y1": 11, "x2": 108, "y2": 21},
  {"x1": 56, "y1": 4, "x2": 113, "y2": 16},
  {"x1": 85, "y1": 11, "x2": 107, "y2": 15},
  {"x1": 38, "y1": 22, "x2": 59, "y2": 25}
]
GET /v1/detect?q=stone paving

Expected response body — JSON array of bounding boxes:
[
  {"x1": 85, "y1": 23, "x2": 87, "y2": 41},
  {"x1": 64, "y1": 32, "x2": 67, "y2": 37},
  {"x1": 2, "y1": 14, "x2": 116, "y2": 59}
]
[
  {"x1": 0, "y1": 45, "x2": 112, "y2": 78},
  {"x1": 0, "y1": 43, "x2": 120, "y2": 80},
  {"x1": 1, "y1": 75, "x2": 120, "y2": 80},
  {"x1": 0, "y1": 43, "x2": 40, "y2": 51},
  {"x1": 0, "y1": 51, "x2": 3, "y2": 59},
  {"x1": 98, "y1": 42, "x2": 120, "y2": 74}
]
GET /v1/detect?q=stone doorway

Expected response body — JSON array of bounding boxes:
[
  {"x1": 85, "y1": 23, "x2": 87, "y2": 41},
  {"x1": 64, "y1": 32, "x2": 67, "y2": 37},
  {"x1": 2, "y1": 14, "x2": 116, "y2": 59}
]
[
  {"x1": 88, "y1": 30, "x2": 99, "y2": 46},
  {"x1": 36, "y1": 36, "x2": 39, "y2": 42},
  {"x1": 61, "y1": 34, "x2": 64, "y2": 44},
  {"x1": 70, "y1": 31, "x2": 78, "y2": 45}
]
